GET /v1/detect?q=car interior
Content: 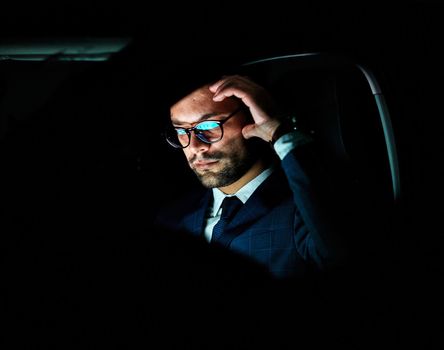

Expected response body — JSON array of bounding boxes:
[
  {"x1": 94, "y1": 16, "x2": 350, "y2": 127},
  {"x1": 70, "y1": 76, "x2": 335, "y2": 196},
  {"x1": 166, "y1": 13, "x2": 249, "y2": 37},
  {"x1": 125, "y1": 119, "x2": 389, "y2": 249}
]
[{"x1": 1, "y1": 3, "x2": 442, "y2": 348}]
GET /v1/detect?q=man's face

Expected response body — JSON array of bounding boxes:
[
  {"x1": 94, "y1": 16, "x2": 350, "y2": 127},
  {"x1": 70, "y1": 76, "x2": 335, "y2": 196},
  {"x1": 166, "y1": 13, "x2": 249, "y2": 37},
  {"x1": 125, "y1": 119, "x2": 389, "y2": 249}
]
[{"x1": 170, "y1": 85, "x2": 258, "y2": 188}]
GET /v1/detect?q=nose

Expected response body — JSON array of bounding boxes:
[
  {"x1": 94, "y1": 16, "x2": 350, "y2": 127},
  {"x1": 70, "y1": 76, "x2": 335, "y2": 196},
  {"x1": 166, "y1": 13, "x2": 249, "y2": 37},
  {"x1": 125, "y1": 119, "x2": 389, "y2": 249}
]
[{"x1": 188, "y1": 131, "x2": 210, "y2": 153}]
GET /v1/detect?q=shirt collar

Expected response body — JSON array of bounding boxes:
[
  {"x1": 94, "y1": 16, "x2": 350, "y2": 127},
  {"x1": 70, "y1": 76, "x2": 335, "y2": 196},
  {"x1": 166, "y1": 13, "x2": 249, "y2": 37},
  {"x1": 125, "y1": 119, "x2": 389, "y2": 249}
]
[{"x1": 211, "y1": 166, "x2": 275, "y2": 216}]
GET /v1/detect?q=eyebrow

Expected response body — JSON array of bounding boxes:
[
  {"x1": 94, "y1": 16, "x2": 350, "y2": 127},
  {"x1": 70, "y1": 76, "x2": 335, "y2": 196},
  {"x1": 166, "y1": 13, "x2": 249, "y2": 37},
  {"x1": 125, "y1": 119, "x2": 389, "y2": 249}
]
[{"x1": 171, "y1": 112, "x2": 227, "y2": 127}]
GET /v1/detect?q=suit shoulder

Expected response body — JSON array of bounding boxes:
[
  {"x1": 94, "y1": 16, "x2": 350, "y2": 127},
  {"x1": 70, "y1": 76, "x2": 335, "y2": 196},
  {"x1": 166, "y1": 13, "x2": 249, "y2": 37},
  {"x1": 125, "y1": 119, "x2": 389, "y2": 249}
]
[{"x1": 154, "y1": 186, "x2": 208, "y2": 225}]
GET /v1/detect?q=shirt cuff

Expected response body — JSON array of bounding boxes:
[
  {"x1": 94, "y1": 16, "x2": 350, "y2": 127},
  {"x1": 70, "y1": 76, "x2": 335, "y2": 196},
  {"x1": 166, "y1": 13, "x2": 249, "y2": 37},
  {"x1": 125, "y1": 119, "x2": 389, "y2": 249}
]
[{"x1": 273, "y1": 130, "x2": 314, "y2": 160}]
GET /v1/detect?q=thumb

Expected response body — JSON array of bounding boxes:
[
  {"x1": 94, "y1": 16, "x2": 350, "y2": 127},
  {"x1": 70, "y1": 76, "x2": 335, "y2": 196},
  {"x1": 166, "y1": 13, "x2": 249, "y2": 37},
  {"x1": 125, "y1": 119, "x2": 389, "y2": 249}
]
[
  {"x1": 242, "y1": 124, "x2": 260, "y2": 139},
  {"x1": 242, "y1": 121, "x2": 280, "y2": 142}
]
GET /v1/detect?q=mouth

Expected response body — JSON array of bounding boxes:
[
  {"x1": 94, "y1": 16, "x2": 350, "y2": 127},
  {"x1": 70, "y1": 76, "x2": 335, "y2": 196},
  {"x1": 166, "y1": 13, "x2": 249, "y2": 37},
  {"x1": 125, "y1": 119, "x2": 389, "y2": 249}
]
[{"x1": 193, "y1": 159, "x2": 219, "y2": 170}]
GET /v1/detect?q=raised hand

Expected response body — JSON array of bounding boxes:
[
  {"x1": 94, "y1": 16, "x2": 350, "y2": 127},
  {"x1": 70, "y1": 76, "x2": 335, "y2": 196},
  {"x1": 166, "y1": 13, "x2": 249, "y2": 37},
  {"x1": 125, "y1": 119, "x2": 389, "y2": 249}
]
[{"x1": 209, "y1": 75, "x2": 282, "y2": 142}]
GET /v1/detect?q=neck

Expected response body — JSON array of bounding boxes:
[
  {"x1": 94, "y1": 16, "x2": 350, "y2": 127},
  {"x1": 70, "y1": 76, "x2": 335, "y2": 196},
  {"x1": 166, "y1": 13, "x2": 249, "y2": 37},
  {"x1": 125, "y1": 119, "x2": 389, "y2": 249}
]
[{"x1": 218, "y1": 159, "x2": 268, "y2": 195}]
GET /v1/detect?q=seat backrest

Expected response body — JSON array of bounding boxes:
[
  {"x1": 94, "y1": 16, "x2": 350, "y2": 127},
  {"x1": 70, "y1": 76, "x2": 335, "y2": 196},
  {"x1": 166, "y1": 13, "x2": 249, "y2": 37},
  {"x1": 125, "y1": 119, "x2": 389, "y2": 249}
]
[{"x1": 241, "y1": 53, "x2": 401, "y2": 215}]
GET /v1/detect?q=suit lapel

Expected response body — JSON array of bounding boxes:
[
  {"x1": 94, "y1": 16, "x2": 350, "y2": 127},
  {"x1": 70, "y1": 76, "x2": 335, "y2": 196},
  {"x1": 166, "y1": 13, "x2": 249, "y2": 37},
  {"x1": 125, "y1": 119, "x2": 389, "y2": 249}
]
[{"x1": 216, "y1": 168, "x2": 291, "y2": 248}]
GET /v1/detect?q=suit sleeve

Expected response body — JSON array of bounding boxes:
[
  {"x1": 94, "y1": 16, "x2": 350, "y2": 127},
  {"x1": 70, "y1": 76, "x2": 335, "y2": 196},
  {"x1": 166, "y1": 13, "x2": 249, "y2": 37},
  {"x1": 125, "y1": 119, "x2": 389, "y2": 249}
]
[{"x1": 276, "y1": 132, "x2": 354, "y2": 271}]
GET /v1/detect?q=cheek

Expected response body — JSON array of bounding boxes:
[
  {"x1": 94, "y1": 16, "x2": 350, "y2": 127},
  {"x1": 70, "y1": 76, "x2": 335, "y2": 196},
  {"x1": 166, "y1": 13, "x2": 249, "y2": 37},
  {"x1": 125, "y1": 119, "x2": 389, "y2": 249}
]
[
  {"x1": 224, "y1": 132, "x2": 247, "y2": 149},
  {"x1": 183, "y1": 149, "x2": 193, "y2": 161}
]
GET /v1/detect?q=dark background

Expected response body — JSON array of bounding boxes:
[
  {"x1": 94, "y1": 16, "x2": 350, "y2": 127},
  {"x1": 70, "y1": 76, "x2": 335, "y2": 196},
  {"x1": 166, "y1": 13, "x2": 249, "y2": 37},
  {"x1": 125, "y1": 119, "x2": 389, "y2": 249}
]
[{"x1": 1, "y1": 2, "x2": 443, "y2": 348}]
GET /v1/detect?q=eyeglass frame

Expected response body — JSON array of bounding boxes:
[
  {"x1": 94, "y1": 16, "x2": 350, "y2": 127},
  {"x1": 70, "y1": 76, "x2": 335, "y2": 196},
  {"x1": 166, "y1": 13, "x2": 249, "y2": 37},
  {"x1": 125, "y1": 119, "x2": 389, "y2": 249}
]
[{"x1": 165, "y1": 106, "x2": 244, "y2": 149}]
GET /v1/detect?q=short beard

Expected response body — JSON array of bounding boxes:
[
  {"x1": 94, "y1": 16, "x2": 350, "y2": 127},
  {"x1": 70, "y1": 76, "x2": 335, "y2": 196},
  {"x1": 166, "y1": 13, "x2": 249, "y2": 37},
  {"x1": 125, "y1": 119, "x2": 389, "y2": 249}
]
[{"x1": 190, "y1": 140, "x2": 260, "y2": 189}]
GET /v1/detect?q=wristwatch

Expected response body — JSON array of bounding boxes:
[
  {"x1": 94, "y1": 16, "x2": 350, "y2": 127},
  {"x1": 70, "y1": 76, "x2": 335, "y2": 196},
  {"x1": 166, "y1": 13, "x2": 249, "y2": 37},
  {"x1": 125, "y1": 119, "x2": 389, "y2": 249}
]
[{"x1": 269, "y1": 118, "x2": 298, "y2": 146}]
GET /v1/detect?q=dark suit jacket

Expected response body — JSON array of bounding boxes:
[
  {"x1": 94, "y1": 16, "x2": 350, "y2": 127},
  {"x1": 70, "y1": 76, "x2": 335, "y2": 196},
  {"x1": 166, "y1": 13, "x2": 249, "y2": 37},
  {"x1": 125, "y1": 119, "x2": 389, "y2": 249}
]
[{"x1": 156, "y1": 144, "x2": 349, "y2": 279}]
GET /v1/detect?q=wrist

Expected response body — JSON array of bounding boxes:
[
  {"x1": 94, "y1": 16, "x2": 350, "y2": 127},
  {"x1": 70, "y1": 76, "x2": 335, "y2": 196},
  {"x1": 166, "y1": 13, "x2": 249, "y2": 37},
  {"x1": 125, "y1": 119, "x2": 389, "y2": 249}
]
[{"x1": 269, "y1": 120, "x2": 297, "y2": 146}]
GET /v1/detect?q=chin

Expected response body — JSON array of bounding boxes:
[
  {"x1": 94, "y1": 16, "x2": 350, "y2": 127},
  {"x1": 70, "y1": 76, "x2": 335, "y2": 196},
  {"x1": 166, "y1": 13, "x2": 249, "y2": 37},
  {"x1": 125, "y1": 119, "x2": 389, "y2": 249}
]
[
  {"x1": 197, "y1": 173, "x2": 238, "y2": 189},
  {"x1": 196, "y1": 173, "x2": 220, "y2": 188}
]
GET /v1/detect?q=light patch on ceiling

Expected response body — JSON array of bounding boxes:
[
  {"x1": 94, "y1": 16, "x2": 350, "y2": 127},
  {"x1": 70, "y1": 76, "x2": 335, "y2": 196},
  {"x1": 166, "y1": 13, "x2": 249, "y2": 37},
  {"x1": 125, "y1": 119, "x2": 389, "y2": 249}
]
[{"x1": 0, "y1": 37, "x2": 132, "y2": 61}]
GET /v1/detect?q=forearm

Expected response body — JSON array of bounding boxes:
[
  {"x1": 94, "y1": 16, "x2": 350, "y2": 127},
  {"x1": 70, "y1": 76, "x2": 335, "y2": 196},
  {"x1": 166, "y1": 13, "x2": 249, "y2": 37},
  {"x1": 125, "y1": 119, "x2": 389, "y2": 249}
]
[{"x1": 279, "y1": 140, "x2": 348, "y2": 270}]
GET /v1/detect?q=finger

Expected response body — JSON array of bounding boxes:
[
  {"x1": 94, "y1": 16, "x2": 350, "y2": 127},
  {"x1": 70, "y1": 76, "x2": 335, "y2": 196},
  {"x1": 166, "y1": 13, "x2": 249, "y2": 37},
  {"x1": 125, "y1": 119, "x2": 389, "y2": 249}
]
[
  {"x1": 209, "y1": 75, "x2": 235, "y2": 93},
  {"x1": 211, "y1": 79, "x2": 233, "y2": 99},
  {"x1": 242, "y1": 124, "x2": 259, "y2": 139},
  {"x1": 209, "y1": 75, "x2": 251, "y2": 94},
  {"x1": 212, "y1": 85, "x2": 253, "y2": 105},
  {"x1": 211, "y1": 78, "x2": 255, "y2": 103},
  {"x1": 209, "y1": 78, "x2": 225, "y2": 93}
]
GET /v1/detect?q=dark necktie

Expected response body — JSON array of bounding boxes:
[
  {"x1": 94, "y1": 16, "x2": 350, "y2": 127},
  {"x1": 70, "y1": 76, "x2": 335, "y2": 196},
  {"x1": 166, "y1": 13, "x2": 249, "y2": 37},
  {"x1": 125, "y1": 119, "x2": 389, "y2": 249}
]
[{"x1": 211, "y1": 196, "x2": 243, "y2": 243}]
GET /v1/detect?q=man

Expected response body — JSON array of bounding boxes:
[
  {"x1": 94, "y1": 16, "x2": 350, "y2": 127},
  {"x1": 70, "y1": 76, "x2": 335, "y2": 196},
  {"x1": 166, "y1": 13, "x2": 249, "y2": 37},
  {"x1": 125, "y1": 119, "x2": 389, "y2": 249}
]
[{"x1": 156, "y1": 74, "x2": 348, "y2": 279}]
